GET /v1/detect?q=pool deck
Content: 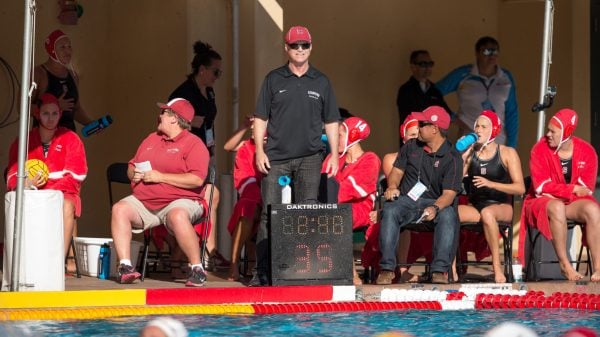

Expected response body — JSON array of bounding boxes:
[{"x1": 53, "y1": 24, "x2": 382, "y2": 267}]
[
  {"x1": 63, "y1": 264, "x2": 600, "y2": 296},
  {"x1": 1, "y1": 263, "x2": 599, "y2": 321}
]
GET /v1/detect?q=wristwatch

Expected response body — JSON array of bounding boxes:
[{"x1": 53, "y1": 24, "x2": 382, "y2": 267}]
[{"x1": 430, "y1": 204, "x2": 440, "y2": 213}]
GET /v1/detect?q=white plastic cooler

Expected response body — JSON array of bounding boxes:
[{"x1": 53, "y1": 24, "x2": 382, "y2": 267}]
[{"x1": 2, "y1": 190, "x2": 65, "y2": 291}]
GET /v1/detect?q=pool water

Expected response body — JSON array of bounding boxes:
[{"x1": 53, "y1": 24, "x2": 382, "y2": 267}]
[{"x1": 2, "y1": 309, "x2": 599, "y2": 337}]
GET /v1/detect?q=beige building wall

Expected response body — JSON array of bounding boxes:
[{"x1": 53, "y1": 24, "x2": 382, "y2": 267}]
[{"x1": 0, "y1": 1, "x2": 591, "y2": 242}]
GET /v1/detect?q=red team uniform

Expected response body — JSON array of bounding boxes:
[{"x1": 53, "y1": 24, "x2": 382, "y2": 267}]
[
  {"x1": 7, "y1": 127, "x2": 87, "y2": 216},
  {"x1": 227, "y1": 139, "x2": 263, "y2": 235}
]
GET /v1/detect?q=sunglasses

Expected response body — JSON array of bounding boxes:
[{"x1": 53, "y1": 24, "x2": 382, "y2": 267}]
[
  {"x1": 160, "y1": 109, "x2": 174, "y2": 116},
  {"x1": 288, "y1": 42, "x2": 311, "y2": 50},
  {"x1": 481, "y1": 48, "x2": 499, "y2": 56},
  {"x1": 210, "y1": 68, "x2": 223, "y2": 78},
  {"x1": 414, "y1": 61, "x2": 435, "y2": 68},
  {"x1": 418, "y1": 121, "x2": 434, "y2": 128}
]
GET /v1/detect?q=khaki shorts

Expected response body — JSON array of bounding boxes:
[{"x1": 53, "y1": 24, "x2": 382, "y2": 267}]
[{"x1": 121, "y1": 195, "x2": 204, "y2": 234}]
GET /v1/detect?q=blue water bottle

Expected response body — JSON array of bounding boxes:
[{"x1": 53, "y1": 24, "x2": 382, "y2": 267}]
[
  {"x1": 455, "y1": 132, "x2": 478, "y2": 152},
  {"x1": 82, "y1": 115, "x2": 113, "y2": 137},
  {"x1": 98, "y1": 243, "x2": 111, "y2": 279}
]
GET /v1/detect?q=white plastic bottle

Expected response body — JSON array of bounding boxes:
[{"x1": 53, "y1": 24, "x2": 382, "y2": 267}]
[
  {"x1": 278, "y1": 175, "x2": 292, "y2": 204},
  {"x1": 512, "y1": 256, "x2": 523, "y2": 282}
]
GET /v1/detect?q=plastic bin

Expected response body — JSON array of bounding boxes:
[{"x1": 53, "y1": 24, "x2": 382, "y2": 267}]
[
  {"x1": 74, "y1": 237, "x2": 142, "y2": 278},
  {"x1": 2, "y1": 190, "x2": 64, "y2": 291}
]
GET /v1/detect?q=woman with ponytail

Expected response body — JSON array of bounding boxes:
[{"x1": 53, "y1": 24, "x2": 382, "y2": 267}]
[{"x1": 168, "y1": 41, "x2": 229, "y2": 271}]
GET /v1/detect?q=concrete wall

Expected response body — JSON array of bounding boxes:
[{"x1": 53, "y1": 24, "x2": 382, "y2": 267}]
[{"x1": 0, "y1": 1, "x2": 590, "y2": 241}]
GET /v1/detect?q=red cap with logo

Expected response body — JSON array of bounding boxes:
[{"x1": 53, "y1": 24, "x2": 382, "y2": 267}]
[
  {"x1": 413, "y1": 106, "x2": 450, "y2": 130},
  {"x1": 157, "y1": 98, "x2": 194, "y2": 123},
  {"x1": 285, "y1": 26, "x2": 312, "y2": 44},
  {"x1": 341, "y1": 116, "x2": 370, "y2": 155}
]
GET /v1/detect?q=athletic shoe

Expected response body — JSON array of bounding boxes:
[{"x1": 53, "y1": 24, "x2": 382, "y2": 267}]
[
  {"x1": 118, "y1": 264, "x2": 141, "y2": 284},
  {"x1": 185, "y1": 266, "x2": 207, "y2": 287}
]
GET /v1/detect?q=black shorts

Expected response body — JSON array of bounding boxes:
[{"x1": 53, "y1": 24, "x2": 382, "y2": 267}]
[{"x1": 471, "y1": 200, "x2": 511, "y2": 212}]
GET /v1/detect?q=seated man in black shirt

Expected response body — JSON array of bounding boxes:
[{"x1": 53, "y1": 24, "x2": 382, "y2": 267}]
[{"x1": 376, "y1": 106, "x2": 463, "y2": 285}]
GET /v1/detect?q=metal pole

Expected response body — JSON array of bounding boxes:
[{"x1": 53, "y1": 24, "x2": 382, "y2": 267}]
[
  {"x1": 536, "y1": 0, "x2": 555, "y2": 140},
  {"x1": 11, "y1": 0, "x2": 35, "y2": 291},
  {"x1": 232, "y1": 0, "x2": 240, "y2": 131}
]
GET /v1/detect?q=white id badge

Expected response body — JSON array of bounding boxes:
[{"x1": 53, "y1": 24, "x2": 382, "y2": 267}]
[
  {"x1": 407, "y1": 181, "x2": 427, "y2": 201},
  {"x1": 205, "y1": 128, "x2": 215, "y2": 147}
]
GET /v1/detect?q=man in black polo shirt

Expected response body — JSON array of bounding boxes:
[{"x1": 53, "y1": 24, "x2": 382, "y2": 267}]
[
  {"x1": 251, "y1": 26, "x2": 341, "y2": 286},
  {"x1": 376, "y1": 106, "x2": 462, "y2": 285}
]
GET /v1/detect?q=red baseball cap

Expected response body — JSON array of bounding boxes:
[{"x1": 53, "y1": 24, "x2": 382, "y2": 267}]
[
  {"x1": 413, "y1": 106, "x2": 450, "y2": 130},
  {"x1": 157, "y1": 98, "x2": 194, "y2": 123},
  {"x1": 285, "y1": 26, "x2": 312, "y2": 44}
]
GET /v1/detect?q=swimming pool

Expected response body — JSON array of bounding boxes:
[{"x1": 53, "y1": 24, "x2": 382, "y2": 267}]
[{"x1": 2, "y1": 308, "x2": 599, "y2": 337}]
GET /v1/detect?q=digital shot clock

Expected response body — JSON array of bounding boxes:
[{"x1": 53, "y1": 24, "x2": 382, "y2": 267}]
[{"x1": 269, "y1": 203, "x2": 353, "y2": 286}]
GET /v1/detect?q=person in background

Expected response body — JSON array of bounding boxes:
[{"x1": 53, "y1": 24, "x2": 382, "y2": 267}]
[
  {"x1": 223, "y1": 116, "x2": 262, "y2": 281},
  {"x1": 6, "y1": 93, "x2": 87, "y2": 271},
  {"x1": 458, "y1": 110, "x2": 525, "y2": 283},
  {"x1": 251, "y1": 25, "x2": 341, "y2": 286},
  {"x1": 437, "y1": 36, "x2": 519, "y2": 148},
  {"x1": 519, "y1": 108, "x2": 600, "y2": 281},
  {"x1": 110, "y1": 98, "x2": 209, "y2": 287},
  {"x1": 396, "y1": 50, "x2": 450, "y2": 140},
  {"x1": 33, "y1": 29, "x2": 95, "y2": 131},
  {"x1": 322, "y1": 116, "x2": 380, "y2": 285},
  {"x1": 139, "y1": 317, "x2": 188, "y2": 337},
  {"x1": 32, "y1": 29, "x2": 96, "y2": 273},
  {"x1": 169, "y1": 40, "x2": 229, "y2": 271},
  {"x1": 376, "y1": 106, "x2": 462, "y2": 285}
]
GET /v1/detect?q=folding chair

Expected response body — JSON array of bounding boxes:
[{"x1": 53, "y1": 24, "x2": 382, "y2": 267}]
[
  {"x1": 106, "y1": 162, "x2": 130, "y2": 206},
  {"x1": 523, "y1": 176, "x2": 593, "y2": 281},
  {"x1": 67, "y1": 238, "x2": 81, "y2": 278},
  {"x1": 200, "y1": 166, "x2": 217, "y2": 269}
]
